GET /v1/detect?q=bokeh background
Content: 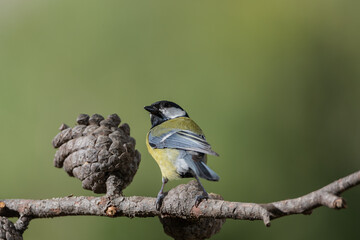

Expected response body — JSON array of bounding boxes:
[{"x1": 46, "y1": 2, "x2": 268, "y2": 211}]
[{"x1": 1, "y1": 0, "x2": 359, "y2": 239}]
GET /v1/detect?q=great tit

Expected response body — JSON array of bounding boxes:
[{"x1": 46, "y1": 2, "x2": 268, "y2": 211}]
[{"x1": 144, "y1": 100, "x2": 219, "y2": 210}]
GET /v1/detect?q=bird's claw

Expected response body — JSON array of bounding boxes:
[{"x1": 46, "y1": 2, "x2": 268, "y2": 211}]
[
  {"x1": 194, "y1": 193, "x2": 209, "y2": 207},
  {"x1": 156, "y1": 193, "x2": 165, "y2": 211}
]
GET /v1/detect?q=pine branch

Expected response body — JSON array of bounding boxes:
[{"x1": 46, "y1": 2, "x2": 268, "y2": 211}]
[
  {"x1": 2, "y1": 114, "x2": 359, "y2": 239},
  {"x1": 1, "y1": 170, "x2": 359, "y2": 228}
]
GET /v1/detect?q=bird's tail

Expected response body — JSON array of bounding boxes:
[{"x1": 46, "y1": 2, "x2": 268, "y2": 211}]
[{"x1": 193, "y1": 161, "x2": 220, "y2": 181}]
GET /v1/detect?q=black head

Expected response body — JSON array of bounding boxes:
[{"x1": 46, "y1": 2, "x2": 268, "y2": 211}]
[{"x1": 144, "y1": 100, "x2": 189, "y2": 128}]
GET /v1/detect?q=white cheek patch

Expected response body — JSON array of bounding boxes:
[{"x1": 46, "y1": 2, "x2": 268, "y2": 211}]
[{"x1": 160, "y1": 107, "x2": 186, "y2": 119}]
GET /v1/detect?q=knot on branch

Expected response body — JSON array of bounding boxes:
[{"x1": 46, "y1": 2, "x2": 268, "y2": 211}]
[
  {"x1": 52, "y1": 113, "x2": 141, "y2": 194},
  {"x1": 159, "y1": 181, "x2": 226, "y2": 240},
  {"x1": 105, "y1": 206, "x2": 118, "y2": 217},
  {"x1": 0, "y1": 217, "x2": 23, "y2": 240}
]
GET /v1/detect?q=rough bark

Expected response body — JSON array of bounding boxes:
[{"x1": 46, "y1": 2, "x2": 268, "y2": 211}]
[{"x1": 1, "y1": 170, "x2": 359, "y2": 228}]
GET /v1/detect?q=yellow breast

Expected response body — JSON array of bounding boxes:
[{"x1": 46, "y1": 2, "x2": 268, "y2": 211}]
[{"x1": 146, "y1": 132, "x2": 181, "y2": 180}]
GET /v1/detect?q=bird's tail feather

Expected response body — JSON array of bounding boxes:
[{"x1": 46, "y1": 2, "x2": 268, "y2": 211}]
[{"x1": 193, "y1": 161, "x2": 220, "y2": 181}]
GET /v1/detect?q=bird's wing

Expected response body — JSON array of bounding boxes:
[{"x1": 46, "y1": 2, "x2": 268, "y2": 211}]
[{"x1": 148, "y1": 129, "x2": 219, "y2": 156}]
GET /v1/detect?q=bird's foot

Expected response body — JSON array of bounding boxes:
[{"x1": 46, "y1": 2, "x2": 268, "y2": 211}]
[
  {"x1": 156, "y1": 193, "x2": 165, "y2": 211},
  {"x1": 194, "y1": 192, "x2": 209, "y2": 207}
]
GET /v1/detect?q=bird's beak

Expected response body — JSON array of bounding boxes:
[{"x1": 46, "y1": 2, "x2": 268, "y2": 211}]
[
  {"x1": 144, "y1": 105, "x2": 156, "y2": 113},
  {"x1": 144, "y1": 105, "x2": 162, "y2": 117}
]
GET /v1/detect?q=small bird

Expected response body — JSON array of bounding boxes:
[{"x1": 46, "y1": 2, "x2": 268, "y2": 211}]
[{"x1": 144, "y1": 100, "x2": 219, "y2": 210}]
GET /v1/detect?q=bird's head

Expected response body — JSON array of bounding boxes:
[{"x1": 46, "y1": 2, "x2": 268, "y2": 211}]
[{"x1": 144, "y1": 100, "x2": 189, "y2": 128}]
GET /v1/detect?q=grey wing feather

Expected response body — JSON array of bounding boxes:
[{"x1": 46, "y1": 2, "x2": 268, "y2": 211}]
[{"x1": 149, "y1": 129, "x2": 219, "y2": 156}]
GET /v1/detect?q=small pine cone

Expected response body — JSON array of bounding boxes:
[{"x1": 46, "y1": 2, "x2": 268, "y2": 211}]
[
  {"x1": 159, "y1": 181, "x2": 225, "y2": 240},
  {"x1": 52, "y1": 113, "x2": 141, "y2": 194},
  {"x1": 0, "y1": 217, "x2": 23, "y2": 240}
]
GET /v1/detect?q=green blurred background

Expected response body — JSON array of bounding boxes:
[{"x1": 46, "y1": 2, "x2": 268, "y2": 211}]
[{"x1": 1, "y1": 0, "x2": 359, "y2": 239}]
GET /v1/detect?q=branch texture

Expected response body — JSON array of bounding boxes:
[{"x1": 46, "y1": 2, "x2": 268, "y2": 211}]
[{"x1": 1, "y1": 170, "x2": 359, "y2": 228}]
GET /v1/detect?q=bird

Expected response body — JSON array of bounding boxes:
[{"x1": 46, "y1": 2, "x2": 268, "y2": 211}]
[{"x1": 144, "y1": 100, "x2": 219, "y2": 210}]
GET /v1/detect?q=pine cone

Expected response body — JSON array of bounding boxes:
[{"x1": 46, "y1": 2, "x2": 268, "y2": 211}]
[
  {"x1": 159, "y1": 181, "x2": 225, "y2": 240},
  {"x1": 52, "y1": 113, "x2": 141, "y2": 194},
  {"x1": 0, "y1": 217, "x2": 23, "y2": 240}
]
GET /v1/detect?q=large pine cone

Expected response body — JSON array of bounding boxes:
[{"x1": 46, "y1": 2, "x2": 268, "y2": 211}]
[
  {"x1": 159, "y1": 181, "x2": 225, "y2": 240},
  {"x1": 52, "y1": 113, "x2": 141, "y2": 194}
]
